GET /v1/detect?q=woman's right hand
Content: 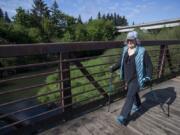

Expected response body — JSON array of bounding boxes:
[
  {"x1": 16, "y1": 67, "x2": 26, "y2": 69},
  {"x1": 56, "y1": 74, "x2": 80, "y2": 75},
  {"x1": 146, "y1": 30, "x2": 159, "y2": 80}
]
[{"x1": 109, "y1": 65, "x2": 114, "y2": 73}]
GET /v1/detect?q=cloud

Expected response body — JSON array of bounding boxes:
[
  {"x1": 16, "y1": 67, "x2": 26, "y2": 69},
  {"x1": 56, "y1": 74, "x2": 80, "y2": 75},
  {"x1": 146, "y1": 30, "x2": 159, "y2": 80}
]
[
  {"x1": 0, "y1": 0, "x2": 151, "y2": 22},
  {"x1": 124, "y1": 1, "x2": 156, "y2": 23},
  {"x1": 69, "y1": 0, "x2": 126, "y2": 21},
  {"x1": 0, "y1": 0, "x2": 179, "y2": 24},
  {"x1": 127, "y1": 4, "x2": 147, "y2": 18},
  {"x1": 162, "y1": 6, "x2": 174, "y2": 11},
  {"x1": 121, "y1": 1, "x2": 132, "y2": 7},
  {"x1": 0, "y1": 0, "x2": 32, "y2": 17}
]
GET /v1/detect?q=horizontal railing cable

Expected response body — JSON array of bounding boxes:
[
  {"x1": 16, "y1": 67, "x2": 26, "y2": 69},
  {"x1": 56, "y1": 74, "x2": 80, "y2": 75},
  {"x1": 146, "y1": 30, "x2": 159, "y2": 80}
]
[
  {"x1": 0, "y1": 85, "x2": 125, "y2": 131},
  {"x1": 0, "y1": 79, "x2": 121, "y2": 120},
  {"x1": 0, "y1": 73, "x2": 114, "y2": 107}
]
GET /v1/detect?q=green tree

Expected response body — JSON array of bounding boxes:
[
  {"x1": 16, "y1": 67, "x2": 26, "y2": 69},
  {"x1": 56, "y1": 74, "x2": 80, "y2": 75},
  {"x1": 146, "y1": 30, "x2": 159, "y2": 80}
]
[
  {"x1": 102, "y1": 14, "x2": 106, "y2": 20},
  {"x1": 106, "y1": 13, "x2": 110, "y2": 20},
  {"x1": 121, "y1": 16, "x2": 128, "y2": 26},
  {"x1": 113, "y1": 13, "x2": 117, "y2": 25},
  {"x1": 51, "y1": 0, "x2": 65, "y2": 27},
  {"x1": 50, "y1": 0, "x2": 66, "y2": 38},
  {"x1": 13, "y1": 7, "x2": 31, "y2": 27},
  {"x1": 77, "y1": 15, "x2": 82, "y2": 24},
  {"x1": 28, "y1": 27, "x2": 42, "y2": 42},
  {"x1": 4, "y1": 11, "x2": 11, "y2": 23},
  {"x1": 102, "y1": 20, "x2": 115, "y2": 40},
  {"x1": 51, "y1": 0, "x2": 59, "y2": 25},
  {"x1": 0, "y1": 8, "x2": 4, "y2": 19},
  {"x1": 61, "y1": 14, "x2": 77, "y2": 41},
  {"x1": 31, "y1": 0, "x2": 50, "y2": 18},
  {"x1": 74, "y1": 23, "x2": 87, "y2": 41},
  {"x1": 31, "y1": 0, "x2": 50, "y2": 29},
  {"x1": 0, "y1": 19, "x2": 9, "y2": 43},
  {"x1": 110, "y1": 13, "x2": 113, "y2": 20},
  {"x1": 97, "y1": 12, "x2": 101, "y2": 19},
  {"x1": 41, "y1": 17, "x2": 54, "y2": 42},
  {"x1": 62, "y1": 26, "x2": 75, "y2": 41},
  {"x1": 65, "y1": 15, "x2": 76, "y2": 26},
  {"x1": 88, "y1": 16, "x2": 93, "y2": 22},
  {"x1": 86, "y1": 19, "x2": 114, "y2": 41},
  {"x1": 8, "y1": 24, "x2": 31, "y2": 43},
  {"x1": 97, "y1": 12, "x2": 128, "y2": 26}
]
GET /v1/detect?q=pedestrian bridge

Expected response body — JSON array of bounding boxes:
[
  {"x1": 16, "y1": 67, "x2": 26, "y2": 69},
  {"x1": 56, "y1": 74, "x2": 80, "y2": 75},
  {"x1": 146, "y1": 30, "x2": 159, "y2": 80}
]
[
  {"x1": 39, "y1": 76, "x2": 180, "y2": 135},
  {"x1": 0, "y1": 40, "x2": 180, "y2": 135},
  {"x1": 116, "y1": 18, "x2": 180, "y2": 33}
]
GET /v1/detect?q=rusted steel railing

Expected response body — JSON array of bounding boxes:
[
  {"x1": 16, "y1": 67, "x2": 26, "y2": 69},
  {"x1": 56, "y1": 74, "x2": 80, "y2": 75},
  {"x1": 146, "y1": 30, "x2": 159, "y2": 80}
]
[{"x1": 0, "y1": 40, "x2": 180, "y2": 133}]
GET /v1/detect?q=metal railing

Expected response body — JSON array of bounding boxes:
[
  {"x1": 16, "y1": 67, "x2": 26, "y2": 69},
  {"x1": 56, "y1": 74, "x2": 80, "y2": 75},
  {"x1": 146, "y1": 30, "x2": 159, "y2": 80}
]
[{"x1": 0, "y1": 40, "x2": 180, "y2": 133}]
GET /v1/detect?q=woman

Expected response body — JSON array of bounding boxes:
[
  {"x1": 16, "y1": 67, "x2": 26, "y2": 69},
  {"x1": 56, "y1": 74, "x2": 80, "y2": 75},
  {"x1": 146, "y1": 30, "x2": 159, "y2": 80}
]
[{"x1": 109, "y1": 31, "x2": 153, "y2": 125}]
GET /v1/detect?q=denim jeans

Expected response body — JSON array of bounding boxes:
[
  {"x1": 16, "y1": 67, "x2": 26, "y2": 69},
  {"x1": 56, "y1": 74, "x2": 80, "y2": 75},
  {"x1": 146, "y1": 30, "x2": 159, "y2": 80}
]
[{"x1": 120, "y1": 78, "x2": 141, "y2": 119}]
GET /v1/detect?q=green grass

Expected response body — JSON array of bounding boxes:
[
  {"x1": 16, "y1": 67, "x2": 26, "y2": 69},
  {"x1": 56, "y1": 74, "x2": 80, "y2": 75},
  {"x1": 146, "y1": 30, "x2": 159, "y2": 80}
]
[
  {"x1": 0, "y1": 69, "x2": 49, "y2": 104},
  {"x1": 35, "y1": 50, "x2": 123, "y2": 105}
]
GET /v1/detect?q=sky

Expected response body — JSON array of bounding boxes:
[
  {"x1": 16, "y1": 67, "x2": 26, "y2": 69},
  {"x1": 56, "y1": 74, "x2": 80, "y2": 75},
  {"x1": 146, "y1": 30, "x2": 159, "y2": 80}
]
[{"x1": 0, "y1": 0, "x2": 180, "y2": 25}]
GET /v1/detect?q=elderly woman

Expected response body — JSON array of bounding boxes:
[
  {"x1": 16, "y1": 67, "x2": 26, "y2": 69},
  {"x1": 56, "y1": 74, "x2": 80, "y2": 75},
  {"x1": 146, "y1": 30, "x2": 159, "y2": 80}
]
[{"x1": 109, "y1": 31, "x2": 153, "y2": 125}]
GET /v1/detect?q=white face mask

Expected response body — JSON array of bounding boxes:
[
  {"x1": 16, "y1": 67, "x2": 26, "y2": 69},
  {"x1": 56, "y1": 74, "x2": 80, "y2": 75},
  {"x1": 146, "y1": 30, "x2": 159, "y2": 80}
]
[
  {"x1": 128, "y1": 48, "x2": 136, "y2": 56},
  {"x1": 127, "y1": 39, "x2": 136, "y2": 49}
]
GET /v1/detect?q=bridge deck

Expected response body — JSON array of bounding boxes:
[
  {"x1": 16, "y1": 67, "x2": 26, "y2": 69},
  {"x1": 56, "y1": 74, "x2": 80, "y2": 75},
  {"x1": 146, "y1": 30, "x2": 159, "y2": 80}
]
[{"x1": 39, "y1": 76, "x2": 180, "y2": 135}]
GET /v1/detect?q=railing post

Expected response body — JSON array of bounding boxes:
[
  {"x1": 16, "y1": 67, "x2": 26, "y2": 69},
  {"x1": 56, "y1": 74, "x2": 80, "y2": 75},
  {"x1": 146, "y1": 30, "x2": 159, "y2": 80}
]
[
  {"x1": 165, "y1": 46, "x2": 174, "y2": 74},
  {"x1": 73, "y1": 61, "x2": 109, "y2": 100},
  {"x1": 157, "y1": 45, "x2": 174, "y2": 78},
  {"x1": 157, "y1": 45, "x2": 166, "y2": 78},
  {"x1": 59, "y1": 53, "x2": 72, "y2": 113}
]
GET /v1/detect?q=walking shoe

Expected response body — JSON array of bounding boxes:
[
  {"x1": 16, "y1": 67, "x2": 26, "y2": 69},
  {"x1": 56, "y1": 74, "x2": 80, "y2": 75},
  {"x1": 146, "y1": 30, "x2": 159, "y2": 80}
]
[
  {"x1": 116, "y1": 115, "x2": 126, "y2": 125},
  {"x1": 131, "y1": 104, "x2": 141, "y2": 113}
]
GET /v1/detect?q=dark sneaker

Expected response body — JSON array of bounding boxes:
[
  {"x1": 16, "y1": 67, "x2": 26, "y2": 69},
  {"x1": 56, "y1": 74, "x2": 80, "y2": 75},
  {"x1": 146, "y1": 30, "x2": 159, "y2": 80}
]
[{"x1": 116, "y1": 115, "x2": 126, "y2": 125}]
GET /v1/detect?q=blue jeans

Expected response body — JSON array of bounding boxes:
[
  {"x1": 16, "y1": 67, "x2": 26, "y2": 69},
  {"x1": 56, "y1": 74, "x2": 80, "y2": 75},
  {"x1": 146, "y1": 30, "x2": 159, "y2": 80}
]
[{"x1": 120, "y1": 78, "x2": 141, "y2": 119}]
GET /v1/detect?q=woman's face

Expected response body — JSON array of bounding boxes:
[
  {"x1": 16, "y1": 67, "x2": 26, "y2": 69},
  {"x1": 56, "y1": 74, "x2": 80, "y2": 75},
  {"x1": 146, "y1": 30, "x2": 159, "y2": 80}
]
[{"x1": 127, "y1": 39, "x2": 136, "y2": 49}]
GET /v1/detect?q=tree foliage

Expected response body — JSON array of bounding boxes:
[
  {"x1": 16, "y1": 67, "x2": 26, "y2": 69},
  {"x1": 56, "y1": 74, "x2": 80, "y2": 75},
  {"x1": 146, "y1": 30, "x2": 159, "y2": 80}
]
[
  {"x1": 86, "y1": 19, "x2": 114, "y2": 41},
  {"x1": 0, "y1": 1, "x2": 120, "y2": 44},
  {"x1": 0, "y1": 8, "x2": 4, "y2": 19},
  {"x1": 13, "y1": 7, "x2": 31, "y2": 27},
  {"x1": 95, "y1": 12, "x2": 128, "y2": 26},
  {"x1": 4, "y1": 11, "x2": 11, "y2": 23}
]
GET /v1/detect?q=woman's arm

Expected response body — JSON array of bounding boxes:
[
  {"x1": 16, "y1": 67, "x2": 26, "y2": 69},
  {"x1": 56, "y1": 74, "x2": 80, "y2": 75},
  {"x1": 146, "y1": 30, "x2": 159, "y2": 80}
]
[{"x1": 109, "y1": 55, "x2": 122, "y2": 73}]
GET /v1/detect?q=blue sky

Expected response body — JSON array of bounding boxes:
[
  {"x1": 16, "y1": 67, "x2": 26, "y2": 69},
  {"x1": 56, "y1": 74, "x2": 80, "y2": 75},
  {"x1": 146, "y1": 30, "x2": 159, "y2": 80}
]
[{"x1": 0, "y1": 0, "x2": 179, "y2": 25}]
